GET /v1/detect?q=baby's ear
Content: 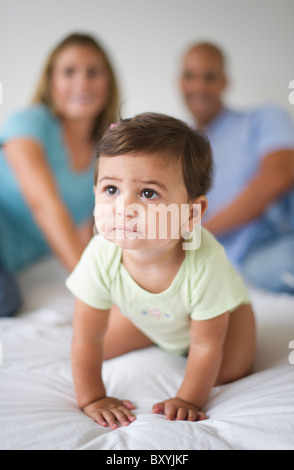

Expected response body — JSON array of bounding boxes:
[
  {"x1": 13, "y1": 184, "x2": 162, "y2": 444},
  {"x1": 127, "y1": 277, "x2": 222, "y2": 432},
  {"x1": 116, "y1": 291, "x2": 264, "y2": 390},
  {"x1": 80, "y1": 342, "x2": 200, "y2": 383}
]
[{"x1": 189, "y1": 196, "x2": 208, "y2": 231}]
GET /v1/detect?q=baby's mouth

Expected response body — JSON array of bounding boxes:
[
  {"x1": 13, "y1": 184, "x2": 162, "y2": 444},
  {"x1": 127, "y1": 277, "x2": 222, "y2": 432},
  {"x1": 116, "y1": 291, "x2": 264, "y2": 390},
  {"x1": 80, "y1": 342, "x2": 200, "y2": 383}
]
[{"x1": 115, "y1": 226, "x2": 141, "y2": 234}]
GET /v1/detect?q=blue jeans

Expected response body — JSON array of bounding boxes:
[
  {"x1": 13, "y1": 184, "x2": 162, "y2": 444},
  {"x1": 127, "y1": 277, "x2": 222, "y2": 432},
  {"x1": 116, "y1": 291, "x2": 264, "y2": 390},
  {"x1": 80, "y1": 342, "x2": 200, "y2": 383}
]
[
  {"x1": 0, "y1": 266, "x2": 22, "y2": 317},
  {"x1": 241, "y1": 234, "x2": 294, "y2": 293}
]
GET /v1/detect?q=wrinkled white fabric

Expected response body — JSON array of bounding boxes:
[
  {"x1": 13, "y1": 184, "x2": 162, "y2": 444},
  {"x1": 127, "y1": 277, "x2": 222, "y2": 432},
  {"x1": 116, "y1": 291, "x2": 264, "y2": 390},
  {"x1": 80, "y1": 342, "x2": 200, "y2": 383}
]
[{"x1": 0, "y1": 257, "x2": 293, "y2": 450}]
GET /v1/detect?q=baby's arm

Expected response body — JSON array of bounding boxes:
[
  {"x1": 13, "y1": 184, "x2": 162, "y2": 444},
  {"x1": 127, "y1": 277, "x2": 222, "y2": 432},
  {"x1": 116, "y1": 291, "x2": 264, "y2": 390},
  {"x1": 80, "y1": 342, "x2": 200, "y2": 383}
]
[
  {"x1": 72, "y1": 299, "x2": 136, "y2": 429},
  {"x1": 153, "y1": 312, "x2": 230, "y2": 421}
]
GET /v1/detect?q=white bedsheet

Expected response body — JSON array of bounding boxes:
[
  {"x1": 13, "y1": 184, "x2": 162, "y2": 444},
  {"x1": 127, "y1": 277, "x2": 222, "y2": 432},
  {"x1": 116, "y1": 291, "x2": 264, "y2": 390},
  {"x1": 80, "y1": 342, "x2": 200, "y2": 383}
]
[{"x1": 0, "y1": 256, "x2": 293, "y2": 450}]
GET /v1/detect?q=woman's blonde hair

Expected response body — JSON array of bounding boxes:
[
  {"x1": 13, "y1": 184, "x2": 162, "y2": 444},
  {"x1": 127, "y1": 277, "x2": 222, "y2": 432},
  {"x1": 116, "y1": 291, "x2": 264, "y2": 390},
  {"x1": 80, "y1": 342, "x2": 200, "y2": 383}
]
[{"x1": 31, "y1": 33, "x2": 119, "y2": 140}]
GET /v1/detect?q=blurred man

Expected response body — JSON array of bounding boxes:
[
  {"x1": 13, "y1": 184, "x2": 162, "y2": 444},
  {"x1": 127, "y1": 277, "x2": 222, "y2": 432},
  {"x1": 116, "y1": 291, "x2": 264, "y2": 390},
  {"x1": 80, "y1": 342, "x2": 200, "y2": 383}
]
[{"x1": 180, "y1": 42, "x2": 294, "y2": 293}]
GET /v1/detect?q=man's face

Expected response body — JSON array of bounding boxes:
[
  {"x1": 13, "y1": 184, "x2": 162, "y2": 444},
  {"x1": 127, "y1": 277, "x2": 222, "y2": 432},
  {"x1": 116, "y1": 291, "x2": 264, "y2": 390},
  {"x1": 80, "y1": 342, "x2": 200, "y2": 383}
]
[{"x1": 180, "y1": 48, "x2": 227, "y2": 126}]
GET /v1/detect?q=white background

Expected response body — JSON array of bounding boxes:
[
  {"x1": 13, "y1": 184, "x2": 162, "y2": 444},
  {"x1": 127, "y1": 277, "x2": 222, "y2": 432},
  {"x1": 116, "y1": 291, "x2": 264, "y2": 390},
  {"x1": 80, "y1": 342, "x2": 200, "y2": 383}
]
[{"x1": 1, "y1": 0, "x2": 294, "y2": 125}]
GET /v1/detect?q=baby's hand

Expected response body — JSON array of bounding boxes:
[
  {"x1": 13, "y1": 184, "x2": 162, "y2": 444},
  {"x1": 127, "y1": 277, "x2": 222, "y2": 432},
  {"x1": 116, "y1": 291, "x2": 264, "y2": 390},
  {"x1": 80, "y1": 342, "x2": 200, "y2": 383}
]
[
  {"x1": 83, "y1": 397, "x2": 136, "y2": 429},
  {"x1": 152, "y1": 397, "x2": 208, "y2": 422}
]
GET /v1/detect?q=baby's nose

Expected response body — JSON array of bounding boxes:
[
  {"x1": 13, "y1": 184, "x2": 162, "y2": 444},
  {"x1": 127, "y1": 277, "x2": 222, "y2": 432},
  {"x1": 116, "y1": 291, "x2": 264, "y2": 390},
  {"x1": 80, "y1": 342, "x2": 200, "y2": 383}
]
[
  {"x1": 125, "y1": 206, "x2": 138, "y2": 218},
  {"x1": 116, "y1": 196, "x2": 139, "y2": 218}
]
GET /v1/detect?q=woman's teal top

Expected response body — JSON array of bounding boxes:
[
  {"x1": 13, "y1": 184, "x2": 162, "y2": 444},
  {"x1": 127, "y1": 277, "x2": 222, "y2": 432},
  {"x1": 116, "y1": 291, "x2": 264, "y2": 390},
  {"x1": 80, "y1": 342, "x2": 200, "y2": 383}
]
[{"x1": 0, "y1": 104, "x2": 95, "y2": 272}]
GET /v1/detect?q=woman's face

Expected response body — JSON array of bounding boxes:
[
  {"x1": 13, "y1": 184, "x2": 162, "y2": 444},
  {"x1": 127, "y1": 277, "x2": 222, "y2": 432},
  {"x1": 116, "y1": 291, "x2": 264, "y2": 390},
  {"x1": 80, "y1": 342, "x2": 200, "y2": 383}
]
[{"x1": 51, "y1": 45, "x2": 110, "y2": 121}]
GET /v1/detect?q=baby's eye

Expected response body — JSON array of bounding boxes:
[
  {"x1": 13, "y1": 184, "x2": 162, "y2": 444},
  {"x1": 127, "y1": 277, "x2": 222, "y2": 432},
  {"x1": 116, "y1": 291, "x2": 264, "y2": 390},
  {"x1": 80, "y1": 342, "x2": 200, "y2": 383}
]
[
  {"x1": 106, "y1": 185, "x2": 119, "y2": 196},
  {"x1": 141, "y1": 188, "x2": 158, "y2": 200}
]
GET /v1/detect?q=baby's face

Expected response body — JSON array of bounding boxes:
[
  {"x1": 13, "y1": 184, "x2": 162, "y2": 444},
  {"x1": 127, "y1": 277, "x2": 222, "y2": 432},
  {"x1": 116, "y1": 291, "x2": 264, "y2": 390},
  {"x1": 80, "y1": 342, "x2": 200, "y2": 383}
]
[{"x1": 94, "y1": 152, "x2": 197, "y2": 251}]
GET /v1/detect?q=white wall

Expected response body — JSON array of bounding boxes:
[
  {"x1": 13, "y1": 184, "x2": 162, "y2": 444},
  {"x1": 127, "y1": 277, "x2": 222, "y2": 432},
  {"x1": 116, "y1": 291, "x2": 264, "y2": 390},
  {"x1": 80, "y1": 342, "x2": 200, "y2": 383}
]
[{"x1": 1, "y1": 0, "x2": 294, "y2": 126}]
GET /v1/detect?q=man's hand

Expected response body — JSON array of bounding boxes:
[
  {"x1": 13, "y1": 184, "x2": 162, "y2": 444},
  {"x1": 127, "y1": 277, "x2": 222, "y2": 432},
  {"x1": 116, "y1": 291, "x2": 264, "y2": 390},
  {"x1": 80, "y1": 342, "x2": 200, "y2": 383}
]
[
  {"x1": 152, "y1": 397, "x2": 208, "y2": 422},
  {"x1": 83, "y1": 396, "x2": 136, "y2": 429}
]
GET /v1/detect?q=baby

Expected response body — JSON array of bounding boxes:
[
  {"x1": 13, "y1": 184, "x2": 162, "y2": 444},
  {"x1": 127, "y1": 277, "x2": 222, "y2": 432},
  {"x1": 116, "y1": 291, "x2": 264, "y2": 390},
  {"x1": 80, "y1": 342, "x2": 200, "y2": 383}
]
[{"x1": 67, "y1": 113, "x2": 256, "y2": 429}]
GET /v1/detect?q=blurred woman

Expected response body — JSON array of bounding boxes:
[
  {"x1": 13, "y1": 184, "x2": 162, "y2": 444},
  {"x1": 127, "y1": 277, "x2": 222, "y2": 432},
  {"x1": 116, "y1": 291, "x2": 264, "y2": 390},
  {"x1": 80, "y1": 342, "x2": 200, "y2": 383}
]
[{"x1": 0, "y1": 33, "x2": 119, "y2": 316}]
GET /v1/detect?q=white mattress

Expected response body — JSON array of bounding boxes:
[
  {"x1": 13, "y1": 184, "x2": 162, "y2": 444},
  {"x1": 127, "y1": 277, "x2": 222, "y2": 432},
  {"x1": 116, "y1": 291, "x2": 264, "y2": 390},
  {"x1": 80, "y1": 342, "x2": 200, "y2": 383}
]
[{"x1": 0, "y1": 256, "x2": 293, "y2": 450}]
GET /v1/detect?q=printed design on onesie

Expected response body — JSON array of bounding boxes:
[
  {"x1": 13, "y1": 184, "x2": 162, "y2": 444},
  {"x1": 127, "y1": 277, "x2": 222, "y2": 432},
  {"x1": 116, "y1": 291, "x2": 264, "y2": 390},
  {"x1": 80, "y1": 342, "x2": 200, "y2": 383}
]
[{"x1": 140, "y1": 309, "x2": 172, "y2": 320}]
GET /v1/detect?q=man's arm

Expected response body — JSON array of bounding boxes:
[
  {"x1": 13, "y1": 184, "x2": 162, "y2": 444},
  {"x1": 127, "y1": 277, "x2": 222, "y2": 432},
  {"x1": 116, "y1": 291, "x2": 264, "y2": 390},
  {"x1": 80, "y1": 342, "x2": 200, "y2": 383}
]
[{"x1": 205, "y1": 149, "x2": 294, "y2": 235}]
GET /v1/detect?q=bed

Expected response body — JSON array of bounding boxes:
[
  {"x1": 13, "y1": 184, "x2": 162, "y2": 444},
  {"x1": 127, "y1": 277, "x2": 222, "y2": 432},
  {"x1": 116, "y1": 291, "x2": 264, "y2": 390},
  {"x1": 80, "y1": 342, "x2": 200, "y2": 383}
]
[{"x1": 0, "y1": 256, "x2": 293, "y2": 450}]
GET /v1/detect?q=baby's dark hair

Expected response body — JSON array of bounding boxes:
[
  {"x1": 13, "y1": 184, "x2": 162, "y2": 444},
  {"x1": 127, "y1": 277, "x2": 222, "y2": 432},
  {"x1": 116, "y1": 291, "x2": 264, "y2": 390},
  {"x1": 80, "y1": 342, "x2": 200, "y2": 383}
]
[{"x1": 95, "y1": 113, "x2": 213, "y2": 199}]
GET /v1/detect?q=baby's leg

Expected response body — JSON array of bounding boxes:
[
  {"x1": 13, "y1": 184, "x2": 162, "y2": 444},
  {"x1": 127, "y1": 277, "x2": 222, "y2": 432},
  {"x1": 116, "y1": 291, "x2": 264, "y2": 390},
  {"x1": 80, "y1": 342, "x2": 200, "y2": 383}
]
[
  {"x1": 103, "y1": 305, "x2": 153, "y2": 360},
  {"x1": 216, "y1": 304, "x2": 256, "y2": 385}
]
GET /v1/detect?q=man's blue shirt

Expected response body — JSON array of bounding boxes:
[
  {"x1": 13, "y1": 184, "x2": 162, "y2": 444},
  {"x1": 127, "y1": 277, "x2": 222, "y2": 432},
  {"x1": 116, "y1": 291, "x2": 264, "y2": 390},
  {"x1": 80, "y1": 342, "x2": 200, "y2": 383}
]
[{"x1": 203, "y1": 103, "x2": 294, "y2": 264}]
